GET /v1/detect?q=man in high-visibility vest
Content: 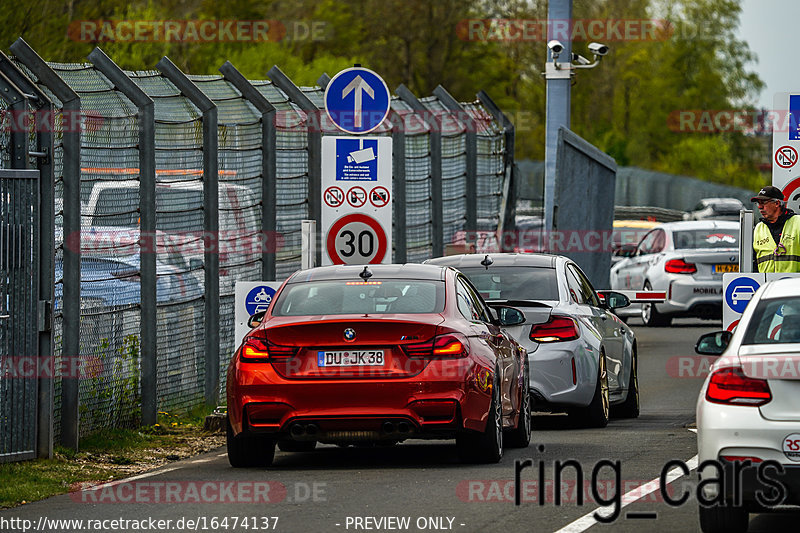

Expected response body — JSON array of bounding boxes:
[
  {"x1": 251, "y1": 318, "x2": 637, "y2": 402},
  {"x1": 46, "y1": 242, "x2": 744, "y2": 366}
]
[{"x1": 752, "y1": 185, "x2": 800, "y2": 272}]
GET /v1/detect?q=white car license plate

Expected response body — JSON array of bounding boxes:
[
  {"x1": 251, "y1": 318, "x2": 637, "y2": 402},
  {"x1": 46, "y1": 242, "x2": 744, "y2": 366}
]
[{"x1": 317, "y1": 350, "x2": 384, "y2": 367}]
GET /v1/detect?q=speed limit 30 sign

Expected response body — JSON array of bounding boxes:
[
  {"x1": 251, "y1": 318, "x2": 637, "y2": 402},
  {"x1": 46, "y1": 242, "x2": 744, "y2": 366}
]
[
  {"x1": 321, "y1": 136, "x2": 392, "y2": 265},
  {"x1": 327, "y1": 213, "x2": 388, "y2": 264}
]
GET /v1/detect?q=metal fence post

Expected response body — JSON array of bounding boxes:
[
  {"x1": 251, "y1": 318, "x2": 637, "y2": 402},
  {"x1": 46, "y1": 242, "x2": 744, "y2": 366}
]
[
  {"x1": 478, "y1": 91, "x2": 517, "y2": 245},
  {"x1": 219, "y1": 61, "x2": 277, "y2": 281},
  {"x1": 396, "y1": 84, "x2": 443, "y2": 257},
  {"x1": 11, "y1": 37, "x2": 83, "y2": 448},
  {"x1": 88, "y1": 47, "x2": 158, "y2": 426},
  {"x1": 433, "y1": 86, "x2": 477, "y2": 233},
  {"x1": 157, "y1": 56, "x2": 220, "y2": 407},
  {"x1": 1, "y1": 73, "x2": 29, "y2": 170},
  {"x1": 391, "y1": 110, "x2": 407, "y2": 263},
  {"x1": 267, "y1": 66, "x2": 322, "y2": 265},
  {"x1": 0, "y1": 51, "x2": 56, "y2": 458}
]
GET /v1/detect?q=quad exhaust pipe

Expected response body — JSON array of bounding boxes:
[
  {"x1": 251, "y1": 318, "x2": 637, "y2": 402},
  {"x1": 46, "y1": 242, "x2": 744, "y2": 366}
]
[
  {"x1": 381, "y1": 421, "x2": 412, "y2": 435},
  {"x1": 289, "y1": 423, "x2": 319, "y2": 439}
]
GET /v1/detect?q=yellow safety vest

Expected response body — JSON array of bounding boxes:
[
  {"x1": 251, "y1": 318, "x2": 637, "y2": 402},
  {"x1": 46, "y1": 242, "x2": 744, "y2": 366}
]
[{"x1": 754, "y1": 215, "x2": 800, "y2": 272}]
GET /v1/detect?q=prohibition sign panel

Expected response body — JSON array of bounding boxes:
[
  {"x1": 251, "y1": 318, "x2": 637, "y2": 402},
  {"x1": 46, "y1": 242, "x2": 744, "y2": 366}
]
[
  {"x1": 776, "y1": 145, "x2": 798, "y2": 169},
  {"x1": 324, "y1": 186, "x2": 344, "y2": 208},
  {"x1": 369, "y1": 186, "x2": 390, "y2": 208},
  {"x1": 326, "y1": 213, "x2": 387, "y2": 265},
  {"x1": 347, "y1": 186, "x2": 367, "y2": 208}
]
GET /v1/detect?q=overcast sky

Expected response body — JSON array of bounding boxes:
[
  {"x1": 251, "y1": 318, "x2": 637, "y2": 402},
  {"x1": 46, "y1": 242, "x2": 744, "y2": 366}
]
[{"x1": 738, "y1": 0, "x2": 800, "y2": 109}]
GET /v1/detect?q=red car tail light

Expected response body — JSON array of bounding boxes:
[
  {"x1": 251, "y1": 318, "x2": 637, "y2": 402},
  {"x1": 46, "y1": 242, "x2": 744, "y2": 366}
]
[
  {"x1": 665, "y1": 258, "x2": 697, "y2": 274},
  {"x1": 706, "y1": 366, "x2": 771, "y2": 406},
  {"x1": 240, "y1": 334, "x2": 297, "y2": 362},
  {"x1": 530, "y1": 316, "x2": 580, "y2": 342},
  {"x1": 720, "y1": 455, "x2": 763, "y2": 464},
  {"x1": 402, "y1": 333, "x2": 469, "y2": 358}
]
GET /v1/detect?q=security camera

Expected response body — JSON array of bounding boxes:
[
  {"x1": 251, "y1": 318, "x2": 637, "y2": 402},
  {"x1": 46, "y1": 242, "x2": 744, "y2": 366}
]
[
  {"x1": 572, "y1": 53, "x2": 591, "y2": 65},
  {"x1": 547, "y1": 40, "x2": 564, "y2": 55},
  {"x1": 588, "y1": 42, "x2": 609, "y2": 56}
]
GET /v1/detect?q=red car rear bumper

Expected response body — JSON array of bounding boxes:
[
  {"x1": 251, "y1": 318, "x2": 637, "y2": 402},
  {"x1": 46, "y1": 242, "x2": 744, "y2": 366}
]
[{"x1": 226, "y1": 355, "x2": 494, "y2": 441}]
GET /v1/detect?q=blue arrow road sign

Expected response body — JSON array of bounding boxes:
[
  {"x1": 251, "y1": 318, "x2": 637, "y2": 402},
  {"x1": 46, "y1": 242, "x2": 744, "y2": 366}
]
[{"x1": 325, "y1": 67, "x2": 391, "y2": 134}]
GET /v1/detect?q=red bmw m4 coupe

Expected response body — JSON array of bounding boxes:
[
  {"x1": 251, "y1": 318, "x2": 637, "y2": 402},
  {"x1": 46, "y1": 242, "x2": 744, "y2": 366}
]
[{"x1": 226, "y1": 263, "x2": 530, "y2": 466}]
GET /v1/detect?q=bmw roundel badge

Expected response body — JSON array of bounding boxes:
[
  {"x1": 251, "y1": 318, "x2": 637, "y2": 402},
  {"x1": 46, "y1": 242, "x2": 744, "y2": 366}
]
[{"x1": 343, "y1": 328, "x2": 356, "y2": 342}]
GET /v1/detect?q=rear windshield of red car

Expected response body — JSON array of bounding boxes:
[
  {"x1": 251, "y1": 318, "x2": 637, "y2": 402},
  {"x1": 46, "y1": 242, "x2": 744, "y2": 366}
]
[
  {"x1": 271, "y1": 279, "x2": 445, "y2": 316},
  {"x1": 672, "y1": 230, "x2": 739, "y2": 249},
  {"x1": 457, "y1": 266, "x2": 559, "y2": 301}
]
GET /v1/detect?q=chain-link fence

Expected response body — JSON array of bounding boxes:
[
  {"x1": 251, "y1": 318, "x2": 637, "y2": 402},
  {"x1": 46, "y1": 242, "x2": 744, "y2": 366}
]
[{"x1": 0, "y1": 41, "x2": 511, "y2": 449}]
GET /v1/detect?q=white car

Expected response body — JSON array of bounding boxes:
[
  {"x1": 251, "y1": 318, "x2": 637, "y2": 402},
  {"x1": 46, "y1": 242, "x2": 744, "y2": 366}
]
[
  {"x1": 610, "y1": 220, "x2": 739, "y2": 326},
  {"x1": 695, "y1": 277, "x2": 800, "y2": 532}
]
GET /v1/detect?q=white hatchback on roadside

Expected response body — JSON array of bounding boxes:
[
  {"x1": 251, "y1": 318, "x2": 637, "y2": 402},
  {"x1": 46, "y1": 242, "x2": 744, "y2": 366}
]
[{"x1": 695, "y1": 277, "x2": 800, "y2": 533}]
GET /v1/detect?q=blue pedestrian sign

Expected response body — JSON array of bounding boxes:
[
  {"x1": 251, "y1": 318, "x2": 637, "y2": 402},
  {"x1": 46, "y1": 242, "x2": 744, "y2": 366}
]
[
  {"x1": 325, "y1": 67, "x2": 391, "y2": 134},
  {"x1": 725, "y1": 277, "x2": 761, "y2": 314},
  {"x1": 245, "y1": 285, "x2": 277, "y2": 316}
]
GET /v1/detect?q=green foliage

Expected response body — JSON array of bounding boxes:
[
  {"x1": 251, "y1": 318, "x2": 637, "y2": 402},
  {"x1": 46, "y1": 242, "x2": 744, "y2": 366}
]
[{"x1": 0, "y1": 0, "x2": 767, "y2": 188}]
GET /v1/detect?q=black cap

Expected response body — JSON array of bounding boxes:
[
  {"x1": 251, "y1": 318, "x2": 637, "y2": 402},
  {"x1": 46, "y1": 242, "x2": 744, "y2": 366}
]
[{"x1": 751, "y1": 186, "x2": 785, "y2": 202}]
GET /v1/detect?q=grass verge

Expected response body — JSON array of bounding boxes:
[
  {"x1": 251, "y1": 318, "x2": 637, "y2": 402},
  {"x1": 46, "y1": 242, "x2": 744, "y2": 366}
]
[{"x1": 0, "y1": 408, "x2": 225, "y2": 509}]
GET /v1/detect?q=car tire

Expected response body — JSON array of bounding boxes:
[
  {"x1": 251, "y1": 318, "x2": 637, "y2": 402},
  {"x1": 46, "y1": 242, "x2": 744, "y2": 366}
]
[
  {"x1": 277, "y1": 439, "x2": 317, "y2": 453},
  {"x1": 570, "y1": 353, "x2": 610, "y2": 428},
  {"x1": 226, "y1": 417, "x2": 275, "y2": 468},
  {"x1": 641, "y1": 281, "x2": 672, "y2": 327},
  {"x1": 698, "y1": 503, "x2": 749, "y2": 533},
  {"x1": 612, "y1": 351, "x2": 639, "y2": 419},
  {"x1": 457, "y1": 372, "x2": 503, "y2": 463},
  {"x1": 505, "y1": 361, "x2": 532, "y2": 448}
]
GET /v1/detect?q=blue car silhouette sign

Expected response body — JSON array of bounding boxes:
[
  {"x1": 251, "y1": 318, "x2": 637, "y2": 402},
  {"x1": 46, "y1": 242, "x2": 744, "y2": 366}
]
[
  {"x1": 725, "y1": 277, "x2": 761, "y2": 314},
  {"x1": 324, "y1": 68, "x2": 391, "y2": 134}
]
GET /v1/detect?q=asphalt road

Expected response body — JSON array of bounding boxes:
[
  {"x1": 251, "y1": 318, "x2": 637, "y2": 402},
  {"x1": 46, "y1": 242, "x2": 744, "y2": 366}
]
[{"x1": 4, "y1": 318, "x2": 799, "y2": 533}]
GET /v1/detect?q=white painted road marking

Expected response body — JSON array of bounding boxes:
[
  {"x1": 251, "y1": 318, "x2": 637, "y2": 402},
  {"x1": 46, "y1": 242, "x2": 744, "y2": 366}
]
[{"x1": 553, "y1": 455, "x2": 699, "y2": 533}]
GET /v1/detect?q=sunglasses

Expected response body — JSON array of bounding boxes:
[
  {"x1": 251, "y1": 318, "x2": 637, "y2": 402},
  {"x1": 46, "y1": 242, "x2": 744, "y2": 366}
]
[{"x1": 756, "y1": 199, "x2": 779, "y2": 206}]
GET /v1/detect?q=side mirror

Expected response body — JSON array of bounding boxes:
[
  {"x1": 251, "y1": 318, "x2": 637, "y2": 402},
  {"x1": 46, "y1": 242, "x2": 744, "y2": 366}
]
[
  {"x1": 490, "y1": 305, "x2": 526, "y2": 327},
  {"x1": 597, "y1": 290, "x2": 630, "y2": 310},
  {"x1": 695, "y1": 331, "x2": 732, "y2": 356},
  {"x1": 248, "y1": 310, "x2": 267, "y2": 329}
]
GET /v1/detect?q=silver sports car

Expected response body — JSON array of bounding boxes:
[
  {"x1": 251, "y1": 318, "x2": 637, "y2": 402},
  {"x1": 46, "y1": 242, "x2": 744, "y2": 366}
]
[
  {"x1": 610, "y1": 220, "x2": 739, "y2": 326},
  {"x1": 426, "y1": 253, "x2": 639, "y2": 427}
]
